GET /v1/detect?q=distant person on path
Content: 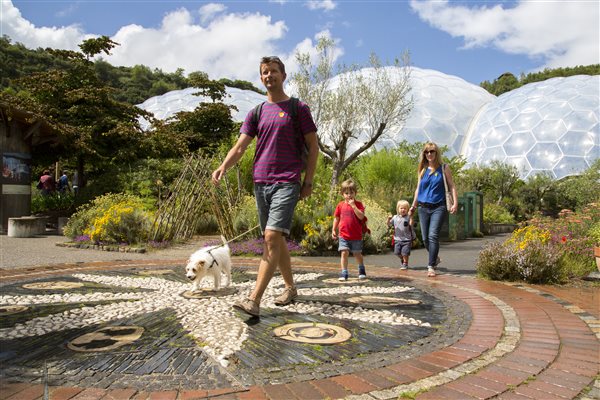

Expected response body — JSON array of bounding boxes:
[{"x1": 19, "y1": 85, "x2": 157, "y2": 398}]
[
  {"x1": 332, "y1": 179, "x2": 368, "y2": 281},
  {"x1": 38, "y1": 170, "x2": 55, "y2": 196},
  {"x1": 410, "y1": 142, "x2": 458, "y2": 277},
  {"x1": 212, "y1": 56, "x2": 318, "y2": 317},
  {"x1": 57, "y1": 170, "x2": 71, "y2": 194},
  {"x1": 388, "y1": 199, "x2": 416, "y2": 270}
]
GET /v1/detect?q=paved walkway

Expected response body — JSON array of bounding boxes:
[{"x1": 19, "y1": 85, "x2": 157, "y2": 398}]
[{"x1": 0, "y1": 234, "x2": 598, "y2": 400}]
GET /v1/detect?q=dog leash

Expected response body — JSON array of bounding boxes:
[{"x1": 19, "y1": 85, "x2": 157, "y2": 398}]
[{"x1": 205, "y1": 224, "x2": 261, "y2": 269}]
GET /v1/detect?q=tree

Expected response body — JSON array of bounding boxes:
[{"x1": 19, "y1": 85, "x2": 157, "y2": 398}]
[
  {"x1": 1, "y1": 37, "x2": 175, "y2": 188},
  {"x1": 291, "y1": 37, "x2": 413, "y2": 187}
]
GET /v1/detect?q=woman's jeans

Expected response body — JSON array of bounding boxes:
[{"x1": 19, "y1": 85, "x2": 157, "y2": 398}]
[{"x1": 418, "y1": 204, "x2": 447, "y2": 268}]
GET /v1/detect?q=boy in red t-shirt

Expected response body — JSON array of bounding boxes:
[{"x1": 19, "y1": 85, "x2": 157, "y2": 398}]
[{"x1": 332, "y1": 179, "x2": 367, "y2": 281}]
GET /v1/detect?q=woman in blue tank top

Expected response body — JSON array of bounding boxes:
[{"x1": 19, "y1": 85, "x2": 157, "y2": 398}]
[{"x1": 409, "y1": 142, "x2": 458, "y2": 277}]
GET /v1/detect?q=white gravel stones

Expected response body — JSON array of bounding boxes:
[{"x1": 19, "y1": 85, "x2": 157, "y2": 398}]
[{"x1": 1, "y1": 272, "x2": 431, "y2": 363}]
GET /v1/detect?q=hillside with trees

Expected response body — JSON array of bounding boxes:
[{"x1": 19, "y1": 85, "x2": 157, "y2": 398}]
[
  {"x1": 0, "y1": 36, "x2": 263, "y2": 105},
  {"x1": 480, "y1": 64, "x2": 600, "y2": 96}
]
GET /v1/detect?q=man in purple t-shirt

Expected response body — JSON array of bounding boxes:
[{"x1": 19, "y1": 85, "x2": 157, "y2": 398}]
[{"x1": 212, "y1": 56, "x2": 318, "y2": 317}]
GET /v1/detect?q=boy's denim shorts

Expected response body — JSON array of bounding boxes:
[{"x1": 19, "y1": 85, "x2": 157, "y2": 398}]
[
  {"x1": 254, "y1": 182, "x2": 301, "y2": 236},
  {"x1": 338, "y1": 237, "x2": 363, "y2": 253}
]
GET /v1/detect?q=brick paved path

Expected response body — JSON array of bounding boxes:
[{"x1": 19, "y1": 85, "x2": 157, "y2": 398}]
[{"x1": 0, "y1": 259, "x2": 598, "y2": 400}]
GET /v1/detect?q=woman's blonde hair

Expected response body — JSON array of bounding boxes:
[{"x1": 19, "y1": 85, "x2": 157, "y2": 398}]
[
  {"x1": 340, "y1": 178, "x2": 358, "y2": 194},
  {"x1": 417, "y1": 142, "x2": 443, "y2": 177},
  {"x1": 396, "y1": 200, "x2": 410, "y2": 213}
]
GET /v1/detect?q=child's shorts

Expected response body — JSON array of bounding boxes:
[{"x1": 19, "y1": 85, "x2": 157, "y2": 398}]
[
  {"x1": 394, "y1": 240, "x2": 412, "y2": 256},
  {"x1": 339, "y1": 238, "x2": 363, "y2": 253}
]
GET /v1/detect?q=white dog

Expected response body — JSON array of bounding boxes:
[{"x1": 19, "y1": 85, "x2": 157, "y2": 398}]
[{"x1": 185, "y1": 236, "x2": 232, "y2": 291}]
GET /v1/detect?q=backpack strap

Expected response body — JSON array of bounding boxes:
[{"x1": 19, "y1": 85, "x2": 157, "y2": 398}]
[{"x1": 251, "y1": 101, "x2": 265, "y2": 133}]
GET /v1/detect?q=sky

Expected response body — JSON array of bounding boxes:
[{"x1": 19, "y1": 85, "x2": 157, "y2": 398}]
[{"x1": 1, "y1": 0, "x2": 599, "y2": 88}]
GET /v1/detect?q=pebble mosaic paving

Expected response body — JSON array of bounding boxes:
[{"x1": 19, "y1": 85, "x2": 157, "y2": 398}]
[{"x1": 0, "y1": 265, "x2": 471, "y2": 391}]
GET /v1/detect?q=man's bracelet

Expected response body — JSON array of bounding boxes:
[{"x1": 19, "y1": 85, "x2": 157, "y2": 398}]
[{"x1": 303, "y1": 182, "x2": 313, "y2": 187}]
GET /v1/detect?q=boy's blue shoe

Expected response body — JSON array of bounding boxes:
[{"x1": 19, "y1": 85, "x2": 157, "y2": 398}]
[
  {"x1": 339, "y1": 270, "x2": 349, "y2": 281},
  {"x1": 358, "y1": 265, "x2": 367, "y2": 279}
]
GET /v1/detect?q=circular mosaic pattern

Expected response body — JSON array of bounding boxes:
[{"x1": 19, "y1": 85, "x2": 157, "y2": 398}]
[
  {"x1": 0, "y1": 305, "x2": 29, "y2": 315},
  {"x1": 273, "y1": 323, "x2": 352, "y2": 344},
  {"x1": 138, "y1": 269, "x2": 174, "y2": 276},
  {"x1": 322, "y1": 277, "x2": 370, "y2": 284},
  {"x1": 67, "y1": 326, "x2": 144, "y2": 352},
  {"x1": 23, "y1": 281, "x2": 84, "y2": 290},
  {"x1": 181, "y1": 287, "x2": 238, "y2": 299},
  {"x1": 346, "y1": 295, "x2": 421, "y2": 306}
]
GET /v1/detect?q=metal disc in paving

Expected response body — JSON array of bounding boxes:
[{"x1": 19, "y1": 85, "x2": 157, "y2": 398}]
[
  {"x1": 138, "y1": 269, "x2": 174, "y2": 275},
  {"x1": 67, "y1": 326, "x2": 144, "y2": 352},
  {"x1": 22, "y1": 281, "x2": 84, "y2": 290},
  {"x1": 347, "y1": 295, "x2": 421, "y2": 306},
  {"x1": 273, "y1": 322, "x2": 351, "y2": 344},
  {"x1": 0, "y1": 305, "x2": 29, "y2": 315},
  {"x1": 323, "y1": 277, "x2": 370, "y2": 284},
  {"x1": 181, "y1": 287, "x2": 238, "y2": 299}
]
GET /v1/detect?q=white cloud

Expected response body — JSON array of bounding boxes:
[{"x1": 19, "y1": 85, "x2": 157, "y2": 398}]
[
  {"x1": 107, "y1": 8, "x2": 289, "y2": 85},
  {"x1": 0, "y1": 0, "x2": 347, "y2": 89},
  {"x1": 0, "y1": 0, "x2": 92, "y2": 50},
  {"x1": 306, "y1": 0, "x2": 337, "y2": 12},
  {"x1": 198, "y1": 3, "x2": 227, "y2": 25},
  {"x1": 410, "y1": 0, "x2": 600, "y2": 70}
]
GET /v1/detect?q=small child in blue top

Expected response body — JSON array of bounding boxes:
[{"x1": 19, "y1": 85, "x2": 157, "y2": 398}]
[{"x1": 387, "y1": 200, "x2": 416, "y2": 270}]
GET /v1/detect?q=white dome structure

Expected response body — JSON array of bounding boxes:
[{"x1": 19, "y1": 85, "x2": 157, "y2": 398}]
[
  {"x1": 378, "y1": 67, "x2": 495, "y2": 157},
  {"x1": 463, "y1": 75, "x2": 599, "y2": 179},
  {"x1": 137, "y1": 86, "x2": 266, "y2": 130},
  {"x1": 137, "y1": 70, "x2": 598, "y2": 179}
]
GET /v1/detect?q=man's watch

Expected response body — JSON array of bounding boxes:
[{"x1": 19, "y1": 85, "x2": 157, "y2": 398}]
[{"x1": 303, "y1": 182, "x2": 313, "y2": 187}]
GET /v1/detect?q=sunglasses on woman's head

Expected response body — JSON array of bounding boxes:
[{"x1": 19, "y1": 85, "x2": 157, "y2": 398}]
[{"x1": 425, "y1": 150, "x2": 436, "y2": 155}]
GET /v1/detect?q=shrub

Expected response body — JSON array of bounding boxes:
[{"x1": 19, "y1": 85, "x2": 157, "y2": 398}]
[
  {"x1": 362, "y1": 198, "x2": 392, "y2": 253},
  {"x1": 483, "y1": 203, "x2": 515, "y2": 224},
  {"x1": 526, "y1": 203, "x2": 599, "y2": 276},
  {"x1": 477, "y1": 235, "x2": 564, "y2": 284},
  {"x1": 64, "y1": 193, "x2": 152, "y2": 245},
  {"x1": 232, "y1": 195, "x2": 260, "y2": 238},
  {"x1": 301, "y1": 215, "x2": 336, "y2": 255}
]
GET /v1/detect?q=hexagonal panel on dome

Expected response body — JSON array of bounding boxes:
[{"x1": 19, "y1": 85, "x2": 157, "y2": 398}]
[
  {"x1": 481, "y1": 146, "x2": 507, "y2": 163},
  {"x1": 503, "y1": 131, "x2": 536, "y2": 156},
  {"x1": 564, "y1": 110, "x2": 598, "y2": 131},
  {"x1": 509, "y1": 111, "x2": 541, "y2": 132},
  {"x1": 526, "y1": 142, "x2": 562, "y2": 170},
  {"x1": 532, "y1": 119, "x2": 568, "y2": 141},
  {"x1": 559, "y1": 131, "x2": 595, "y2": 156}
]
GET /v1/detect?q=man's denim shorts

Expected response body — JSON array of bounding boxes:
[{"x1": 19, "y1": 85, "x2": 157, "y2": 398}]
[
  {"x1": 254, "y1": 182, "x2": 301, "y2": 236},
  {"x1": 338, "y1": 237, "x2": 363, "y2": 253}
]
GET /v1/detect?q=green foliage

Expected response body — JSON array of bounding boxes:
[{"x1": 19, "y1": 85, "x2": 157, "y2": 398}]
[
  {"x1": 477, "y1": 234, "x2": 564, "y2": 284},
  {"x1": 588, "y1": 222, "x2": 600, "y2": 245},
  {"x1": 166, "y1": 102, "x2": 236, "y2": 153},
  {"x1": 350, "y1": 148, "x2": 416, "y2": 212},
  {"x1": 483, "y1": 203, "x2": 515, "y2": 224},
  {"x1": 361, "y1": 198, "x2": 392, "y2": 253},
  {"x1": 31, "y1": 189, "x2": 75, "y2": 214},
  {"x1": 478, "y1": 203, "x2": 600, "y2": 282},
  {"x1": 301, "y1": 215, "x2": 336, "y2": 255},
  {"x1": 64, "y1": 193, "x2": 152, "y2": 244},
  {"x1": 527, "y1": 204, "x2": 600, "y2": 276},
  {"x1": 480, "y1": 64, "x2": 600, "y2": 95},
  {"x1": 217, "y1": 78, "x2": 264, "y2": 94},
  {"x1": 232, "y1": 195, "x2": 260, "y2": 238},
  {"x1": 554, "y1": 159, "x2": 600, "y2": 211}
]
